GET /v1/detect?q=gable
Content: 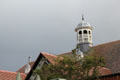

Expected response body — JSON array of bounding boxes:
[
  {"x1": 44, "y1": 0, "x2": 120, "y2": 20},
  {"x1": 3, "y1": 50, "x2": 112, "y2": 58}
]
[{"x1": 25, "y1": 52, "x2": 57, "y2": 80}]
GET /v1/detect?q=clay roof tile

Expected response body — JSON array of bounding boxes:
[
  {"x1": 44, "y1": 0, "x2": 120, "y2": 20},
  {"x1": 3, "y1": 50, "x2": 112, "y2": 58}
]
[{"x1": 0, "y1": 70, "x2": 26, "y2": 80}]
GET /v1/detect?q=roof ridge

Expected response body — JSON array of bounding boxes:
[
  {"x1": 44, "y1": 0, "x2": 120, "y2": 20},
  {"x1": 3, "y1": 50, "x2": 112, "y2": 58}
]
[
  {"x1": 58, "y1": 51, "x2": 72, "y2": 56},
  {"x1": 94, "y1": 40, "x2": 120, "y2": 47},
  {"x1": 0, "y1": 70, "x2": 17, "y2": 74},
  {"x1": 41, "y1": 52, "x2": 57, "y2": 57}
]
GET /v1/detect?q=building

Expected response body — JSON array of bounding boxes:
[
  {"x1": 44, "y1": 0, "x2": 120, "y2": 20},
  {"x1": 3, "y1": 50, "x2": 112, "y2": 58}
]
[
  {"x1": 16, "y1": 16, "x2": 120, "y2": 80},
  {"x1": 24, "y1": 52, "x2": 112, "y2": 80}
]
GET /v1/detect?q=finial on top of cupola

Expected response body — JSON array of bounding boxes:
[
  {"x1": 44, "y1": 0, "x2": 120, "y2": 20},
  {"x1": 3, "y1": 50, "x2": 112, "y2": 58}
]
[
  {"x1": 82, "y1": 14, "x2": 85, "y2": 21},
  {"x1": 28, "y1": 56, "x2": 31, "y2": 63}
]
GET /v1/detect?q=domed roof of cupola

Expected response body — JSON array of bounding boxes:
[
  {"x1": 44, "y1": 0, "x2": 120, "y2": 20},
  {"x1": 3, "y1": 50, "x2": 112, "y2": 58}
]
[
  {"x1": 77, "y1": 20, "x2": 91, "y2": 27},
  {"x1": 75, "y1": 15, "x2": 92, "y2": 32}
]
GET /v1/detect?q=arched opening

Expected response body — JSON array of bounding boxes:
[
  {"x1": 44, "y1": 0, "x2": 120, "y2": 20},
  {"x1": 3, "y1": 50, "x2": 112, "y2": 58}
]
[
  {"x1": 79, "y1": 31, "x2": 82, "y2": 34},
  {"x1": 89, "y1": 31, "x2": 91, "y2": 34},
  {"x1": 83, "y1": 30, "x2": 87, "y2": 34}
]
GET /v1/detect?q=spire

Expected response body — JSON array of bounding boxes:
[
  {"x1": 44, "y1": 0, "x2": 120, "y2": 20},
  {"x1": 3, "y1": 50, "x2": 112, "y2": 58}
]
[
  {"x1": 82, "y1": 14, "x2": 85, "y2": 21},
  {"x1": 28, "y1": 56, "x2": 31, "y2": 63}
]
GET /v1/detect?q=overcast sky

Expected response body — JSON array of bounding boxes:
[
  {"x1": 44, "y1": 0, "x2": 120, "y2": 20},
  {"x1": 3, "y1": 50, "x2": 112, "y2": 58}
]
[{"x1": 0, "y1": 0, "x2": 120, "y2": 71}]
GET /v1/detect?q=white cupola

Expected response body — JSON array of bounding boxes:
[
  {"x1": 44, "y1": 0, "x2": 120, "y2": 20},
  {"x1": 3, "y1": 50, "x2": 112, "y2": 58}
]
[{"x1": 75, "y1": 15, "x2": 93, "y2": 52}]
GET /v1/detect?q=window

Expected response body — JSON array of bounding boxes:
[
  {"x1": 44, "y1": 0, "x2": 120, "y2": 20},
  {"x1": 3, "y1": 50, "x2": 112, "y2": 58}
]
[
  {"x1": 83, "y1": 30, "x2": 87, "y2": 34},
  {"x1": 79, "y1": 31, "x2": 82, "y2": 34}
]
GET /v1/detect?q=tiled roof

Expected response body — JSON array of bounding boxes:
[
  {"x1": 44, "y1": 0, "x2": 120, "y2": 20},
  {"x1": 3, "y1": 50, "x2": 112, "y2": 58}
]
[
  {"x1": 41, "y1": 52, "x2": 57, "y2": 64},
  {"x1": 89, "y1": 67, "x2": 112, "y2": 76},
  {"x1": 0, "y1": 70, "x2": 26, "y2": 80},
  {"x1": 59, "y1": 40, "x2": 120, "y2": 74},
  {"x1": 25, "y1": 52, "x2": 58, "y2": 80},
  {"x1": 25, "y1": 51, "x2": 114, "y2": 80},
  {"x1": 17, "y1": 62, "x2": 34, "y2": 73},
  {"x1": 93, "y1": 40, "x2": 120, "y2": 73},
  {"x1": 98, "y1": 67, "x2": 112, "y2": 75},
  {"x1": 58, "y1": 52, "x2": 72, "y2": 56},
  {"x1": 17, "y1": 52, "x2": 57, "y2": 73}
]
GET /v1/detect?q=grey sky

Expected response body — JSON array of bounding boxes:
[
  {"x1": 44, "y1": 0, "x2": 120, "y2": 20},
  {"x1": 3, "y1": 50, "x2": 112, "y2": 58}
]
[{"x1": 0, "y1": 0, "x2": 120, "y2": 71}]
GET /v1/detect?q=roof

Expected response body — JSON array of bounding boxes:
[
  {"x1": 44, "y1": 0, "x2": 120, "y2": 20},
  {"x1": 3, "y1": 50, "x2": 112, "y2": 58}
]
[
  {"x1": 17, "y1": 52, "x2": 57, "y2": 75},
  {"x1": 60, "y1": 52, "x2": 112, "y2": 76},
  {"x1": 0, "y1": 70, "x2": 26, "y2": 80},
  {"x1": 41, "y1": 52, "x2": 57, "y2": 64},
  {"x1": 24, "y1": 40, "x2": 120, "y2": 80},
  {"x1": 77, "y1": 21, "x2": 91, "y2": 27},
  {"x1": 98, "y1": 67, "x2": 112, "y2": 76},
  {"x1": 59, "y1": 40, "x2": 120, "y2": 74},
  {"x1": 25, "y1": 52, "x2": 57, "y2": 80},
  {"x1": 93, "y1": 40, "x2": 120, "y2": 73},
  {"x1": 75, "y1": 16, "x2": 92, "y2": 32},
  {"x1": 17, "y1": 52, "x2": 57, "y2": 74},
  {"x1": 89, "y1": 67, "x2": 112, "y2": 76},
  {"x1": 25, "y1": 52, "x2": 113, "y2": 80},
  {"x1": 58, "y1": 52, "x2": 72, "y2": 56}
]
